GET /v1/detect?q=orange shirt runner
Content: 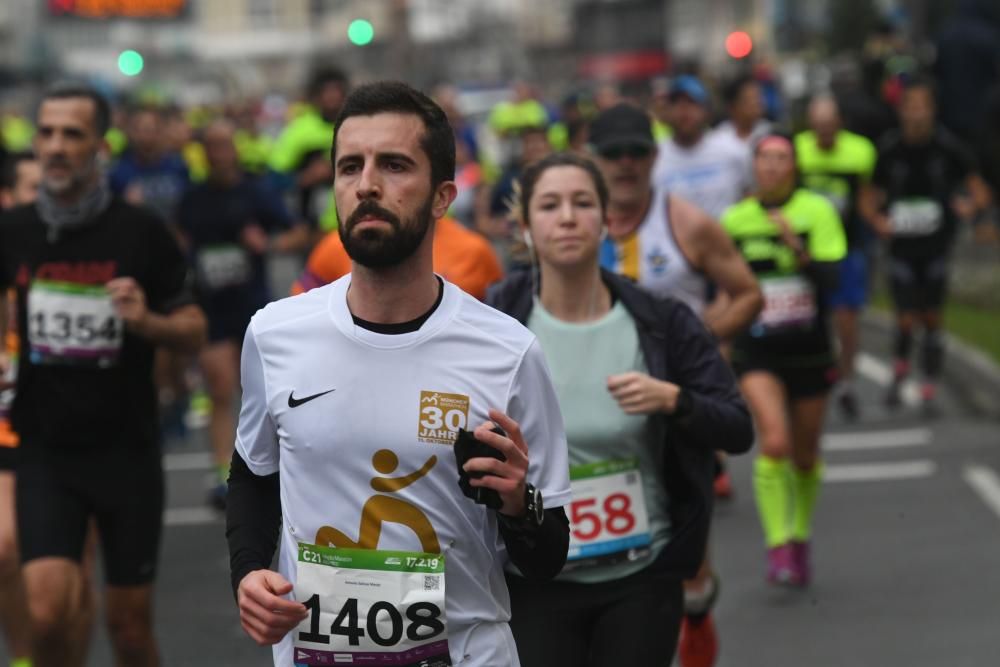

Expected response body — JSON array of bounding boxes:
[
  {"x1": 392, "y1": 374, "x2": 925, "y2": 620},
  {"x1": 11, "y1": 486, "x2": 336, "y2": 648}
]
[
  {"x1": 292, "y1": 217, "x2": 504, "y2": 300},
  {"x1": 0, "y1": 289, "x2": 18, "y2": 448}
]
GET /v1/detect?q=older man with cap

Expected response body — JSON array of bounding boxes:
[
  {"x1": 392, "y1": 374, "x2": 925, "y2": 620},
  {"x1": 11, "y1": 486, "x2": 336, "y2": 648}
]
[
  {"x1": 652, "y1": 75, "x2": 753, "y2": 220},
  {"x1": 590, "y1": 102, "x2": 761, "y2": 667},
  {"x1": 590, "y1": 102, "x2": 761, "y2": 343}
]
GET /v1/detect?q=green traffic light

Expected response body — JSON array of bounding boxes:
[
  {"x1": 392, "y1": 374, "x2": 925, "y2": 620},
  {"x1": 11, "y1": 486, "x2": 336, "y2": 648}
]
[
  {"x1": 118, "y1": 50, "x2": 144, "y2": 76},
  {"x1": 348, "y1": 19, "x2": 374, "y2": 46}
]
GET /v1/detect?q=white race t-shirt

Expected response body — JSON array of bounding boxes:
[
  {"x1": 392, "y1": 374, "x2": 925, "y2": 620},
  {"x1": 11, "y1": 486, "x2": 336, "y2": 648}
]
[
  {"x1": 712, "y1": 119, "x2": 773, "y2": 151},
  {"x1": 236, "y1": 275, "x2": 571, "y2": 667},
  {"x1": 652, "y1": 131, "x2": 752, "y2": 219}
]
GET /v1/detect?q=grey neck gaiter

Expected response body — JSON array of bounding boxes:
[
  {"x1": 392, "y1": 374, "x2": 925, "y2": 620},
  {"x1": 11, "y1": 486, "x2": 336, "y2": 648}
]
[{"x1": 36, "y1": 175, "x2": 112, "y2": 242}]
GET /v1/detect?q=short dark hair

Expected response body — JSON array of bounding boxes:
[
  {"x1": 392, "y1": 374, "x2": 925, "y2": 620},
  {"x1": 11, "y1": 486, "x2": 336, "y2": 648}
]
[
  {"x1": 39, "y1": 81, "x2": 111, "y2": 136},
  {"x1": 518, "y1": 152, "x2": 609, "y2": 226},
  {"x1": 0, "y1": 151, "x2": 36, "y2": 191},
  {"x1": 723, "y1": 75, "x2": 758, "y2": 108},
  {"x1": 126, "y1": 103, "x2": 165, "y2": 122},
  {"x1": 332, "y1": 81, "x2": 456, "y2": 187},
  {"x1": 902, "y1": 75, "x2": 937, "y2": 101},
  {"x1": 308, "y1": 67, "x2": 350, "y2": 99}
]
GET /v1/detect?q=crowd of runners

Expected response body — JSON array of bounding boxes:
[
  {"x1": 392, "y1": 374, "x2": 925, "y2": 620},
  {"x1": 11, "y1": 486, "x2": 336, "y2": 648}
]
[{"x1": 0, "y1": 16, "x2": 998, "y2": 667}]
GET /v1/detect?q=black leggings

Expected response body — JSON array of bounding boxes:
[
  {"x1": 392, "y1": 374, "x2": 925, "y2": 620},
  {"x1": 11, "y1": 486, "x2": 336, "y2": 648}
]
[{"x1": 506, "y1": 566, "x2": 684, "y2": 667}]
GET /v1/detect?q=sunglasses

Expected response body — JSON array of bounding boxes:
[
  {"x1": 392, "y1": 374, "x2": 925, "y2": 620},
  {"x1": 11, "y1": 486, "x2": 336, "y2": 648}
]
[{"x1": 599, "y1": 144, "x2": 653, "y2": 161}]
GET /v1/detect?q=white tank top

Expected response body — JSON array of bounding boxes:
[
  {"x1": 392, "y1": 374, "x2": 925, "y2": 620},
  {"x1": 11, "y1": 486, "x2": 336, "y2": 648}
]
[{"x1": 600, "y1": 189, "x2": 710, "y2": 315}]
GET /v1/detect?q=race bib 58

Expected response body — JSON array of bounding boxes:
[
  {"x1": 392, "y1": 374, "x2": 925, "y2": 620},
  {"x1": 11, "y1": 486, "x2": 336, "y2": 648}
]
[{"x1": 565, "y1": 459, "x2": 651, "y2": 571}]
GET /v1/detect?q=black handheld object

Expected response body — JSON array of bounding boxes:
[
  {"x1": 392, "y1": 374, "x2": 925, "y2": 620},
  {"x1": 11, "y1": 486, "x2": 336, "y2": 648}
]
[{"x1": 454, "y1": 426, "x2": 507, "y2": 510}]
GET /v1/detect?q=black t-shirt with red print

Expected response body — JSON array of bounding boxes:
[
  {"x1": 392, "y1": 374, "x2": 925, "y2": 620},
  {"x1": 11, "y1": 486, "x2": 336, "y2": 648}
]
[{"x1": 0, "y1": 198, "x2": 194, "y2": 453}]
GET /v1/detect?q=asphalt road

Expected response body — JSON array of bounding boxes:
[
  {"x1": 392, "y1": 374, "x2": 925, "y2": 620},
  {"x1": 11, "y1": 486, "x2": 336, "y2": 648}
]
[
  {"x1": 3, "y1": 326, "x2": 999, "y2": 666},
  {"x1": 711, "y1": 346, "x2": 1000, "y2": 666}
]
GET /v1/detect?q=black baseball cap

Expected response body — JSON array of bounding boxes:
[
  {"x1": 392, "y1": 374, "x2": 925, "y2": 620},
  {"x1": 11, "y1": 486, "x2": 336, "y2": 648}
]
[{"x1": 589, "y1": 103, "x2": 655, "y2": 154}]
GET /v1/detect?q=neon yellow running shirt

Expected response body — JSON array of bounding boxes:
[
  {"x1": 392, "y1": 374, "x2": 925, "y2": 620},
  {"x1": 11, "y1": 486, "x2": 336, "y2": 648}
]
[
  {"x1": 795, "y1": 130, "x2": 876, "y2": 248},
  {"x1": 722, "y1": 189, "x2": 846, "y2": 367},
  {"x1": 268, "y1": 108, "x2": 338, "y2": 229}
]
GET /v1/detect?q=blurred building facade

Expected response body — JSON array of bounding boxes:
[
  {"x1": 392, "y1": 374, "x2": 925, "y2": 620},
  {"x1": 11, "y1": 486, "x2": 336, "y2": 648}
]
[{"x1": 0, "y1": 0, "x2": 960, "y2": 107}]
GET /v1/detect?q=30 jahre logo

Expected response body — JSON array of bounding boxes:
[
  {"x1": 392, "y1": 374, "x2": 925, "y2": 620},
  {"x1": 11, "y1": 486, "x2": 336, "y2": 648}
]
[{"x1": 417, "y1": 391, "x2": 470, "y2": 445}]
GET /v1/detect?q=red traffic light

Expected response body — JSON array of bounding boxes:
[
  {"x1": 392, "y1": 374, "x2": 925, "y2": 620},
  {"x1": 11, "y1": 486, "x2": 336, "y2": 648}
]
[{"x1": 726, "y1": 31, "x2": 753, "y2": 59}]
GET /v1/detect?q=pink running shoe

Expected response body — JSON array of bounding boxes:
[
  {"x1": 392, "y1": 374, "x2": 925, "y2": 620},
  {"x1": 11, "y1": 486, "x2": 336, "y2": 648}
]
[
  {"x1": 790, "y1": 540, "x2": 811, "y2": 586},
  {"x1": 766, "y1": 544, "x2": 795, "y2": 585}
]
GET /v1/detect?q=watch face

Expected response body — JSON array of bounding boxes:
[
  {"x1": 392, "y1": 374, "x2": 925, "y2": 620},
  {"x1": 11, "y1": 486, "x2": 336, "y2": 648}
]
[{"x1": 531, "y1": 486, "x2": 544, "y2": 523}]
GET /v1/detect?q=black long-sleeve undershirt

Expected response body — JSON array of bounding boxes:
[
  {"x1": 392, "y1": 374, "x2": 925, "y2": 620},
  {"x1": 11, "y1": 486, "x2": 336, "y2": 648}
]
[
  {"x1": 226, "y1": 451, "x2": 570, "y2": 597},
  {"x1": 497, "y1": 507, "x2": 569, "y2": 581},
  {"x1": 226, "y1": 451, "x2": 281, "y2": 598}
]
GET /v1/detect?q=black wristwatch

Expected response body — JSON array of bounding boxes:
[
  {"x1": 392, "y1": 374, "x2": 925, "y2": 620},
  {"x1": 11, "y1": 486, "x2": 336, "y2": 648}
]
[{"x1": 498, "y1": 483, "x2": 544, "y2": 530}]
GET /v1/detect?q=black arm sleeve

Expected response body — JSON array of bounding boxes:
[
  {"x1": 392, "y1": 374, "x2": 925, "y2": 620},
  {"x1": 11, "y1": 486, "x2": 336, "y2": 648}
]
[
  {"x1": 803, "y1": 260, "x2": 841, "y2": 294},
  {"x1": 226, "y1": 451, "x2": 282, "y2": 599},
  {"x1": 498, "y1": 507, "x2": 570, "y2": 581},
  {"x1": 663, "y1": 303, "x2": 754, "y2": 455}
]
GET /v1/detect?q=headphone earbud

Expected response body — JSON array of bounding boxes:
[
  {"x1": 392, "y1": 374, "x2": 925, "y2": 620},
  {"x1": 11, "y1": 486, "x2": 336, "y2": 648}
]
[{"x1": 522, "y1": 230, "x2": 533, "y2": 249}]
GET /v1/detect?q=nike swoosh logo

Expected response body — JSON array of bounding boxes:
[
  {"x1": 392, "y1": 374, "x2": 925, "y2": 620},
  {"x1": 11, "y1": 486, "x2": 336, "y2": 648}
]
[{"x1": 287, "y1": 389, "x2": 335, "y2": 408}]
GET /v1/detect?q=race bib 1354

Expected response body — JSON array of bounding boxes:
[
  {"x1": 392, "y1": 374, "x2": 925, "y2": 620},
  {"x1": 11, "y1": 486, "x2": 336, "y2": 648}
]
[{"x1": 27, "y1": 280, "x2": 123, "y2": 368}]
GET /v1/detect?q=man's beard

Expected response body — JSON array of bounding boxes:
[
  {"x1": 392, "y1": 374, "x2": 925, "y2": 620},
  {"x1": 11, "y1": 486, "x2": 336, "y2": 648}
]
[
  {"x1": 42, "y1": 152, "x2": 99, "y2": 197},
  {"x1": 339, "y1": 196, "x2": 434, "y2": 269}
]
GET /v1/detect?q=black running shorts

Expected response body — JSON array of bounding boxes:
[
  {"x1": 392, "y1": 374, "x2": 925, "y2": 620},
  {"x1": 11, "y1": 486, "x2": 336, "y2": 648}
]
[
  {"x1": 0, "y1": 443, "x2": 17, "y2": 471},
  {"x1": 888, "y1": 254, "x2": 949, "y2": 312},
  {"x1": 205, "y1": 302, "x2": 256, "y2": 344},
  {"x1": 732, "y1": 361, "x2": 838, "y2": 400},
  {"x1": 16, "y1": 443, "x2": 164, "y2": 587}
]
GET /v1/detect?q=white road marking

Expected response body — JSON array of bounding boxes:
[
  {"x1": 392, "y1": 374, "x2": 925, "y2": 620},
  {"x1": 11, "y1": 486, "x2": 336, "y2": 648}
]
[
  {"x1": 855, "y1": 353, "x2": 920, "y2": 406},
  {"x1": 823, "y1": 428, "x2": 932, "y2": 451},
  {"x1": 164, "y1": 452, "x2": 213, "y2": 472},
  {"x1": 164, "y1": 507, "x2": 221, "y2": 526},
  {"x1": 963, "y1": 465, "x2": 1000, "y2": 521},
  {"x1": 825, "y1": 459, "x2": 937, "y2": 483},
  {"x1": 163, "y1": 452, "x2": 223, "y2": 526}
]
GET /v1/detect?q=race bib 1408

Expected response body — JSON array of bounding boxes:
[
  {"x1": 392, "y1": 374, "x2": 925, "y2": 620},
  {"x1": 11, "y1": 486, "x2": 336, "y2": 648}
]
[
  {"x1": 294, "y1": 544, "x2": 451, "y2": 667},
  {"x1": 27, "y1": 280, "x2": 123, "y2": 368}
]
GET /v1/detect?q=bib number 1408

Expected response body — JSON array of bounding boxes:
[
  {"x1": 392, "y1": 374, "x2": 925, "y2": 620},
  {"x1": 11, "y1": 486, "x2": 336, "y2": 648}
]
[
  {"x1": 293, "y1": 544, "x2": 451, "y2": 666},
  {"x1": 299, "y1": 595, "x2": 444, "y2": 647}
]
